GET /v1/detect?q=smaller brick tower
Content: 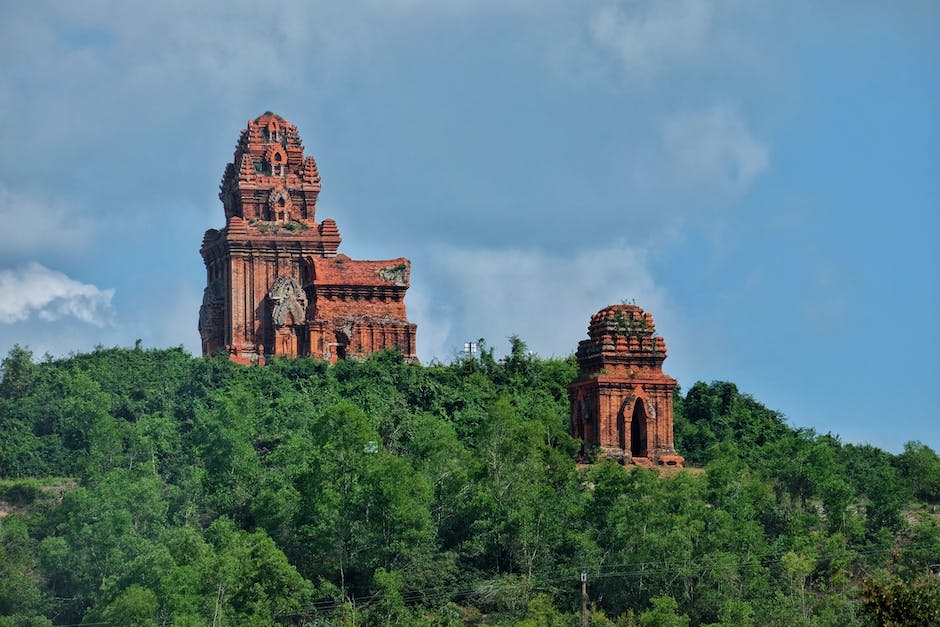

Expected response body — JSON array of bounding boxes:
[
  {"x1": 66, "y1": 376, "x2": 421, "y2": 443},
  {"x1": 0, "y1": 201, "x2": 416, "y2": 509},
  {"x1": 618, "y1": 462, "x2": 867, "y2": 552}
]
[{"x1": 568, "y1": 305, "x2": 683, "y2": 466}]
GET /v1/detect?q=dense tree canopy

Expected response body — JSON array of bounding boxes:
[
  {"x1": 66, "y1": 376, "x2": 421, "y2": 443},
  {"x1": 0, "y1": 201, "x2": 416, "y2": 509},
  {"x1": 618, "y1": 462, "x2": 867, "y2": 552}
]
[{"x1": 0, "y1": 344, "x2": 936, "y2": 625}]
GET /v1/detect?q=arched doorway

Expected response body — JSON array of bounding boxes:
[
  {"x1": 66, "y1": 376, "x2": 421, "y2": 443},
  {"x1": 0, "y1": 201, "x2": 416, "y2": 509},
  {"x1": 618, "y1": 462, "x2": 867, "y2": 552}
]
[
  {"x1": 630, "y1": 399, "x2": 648, "y2": 458},
  {"x1": 335, "y1": 330, "x2": 350, "y2": 360}
]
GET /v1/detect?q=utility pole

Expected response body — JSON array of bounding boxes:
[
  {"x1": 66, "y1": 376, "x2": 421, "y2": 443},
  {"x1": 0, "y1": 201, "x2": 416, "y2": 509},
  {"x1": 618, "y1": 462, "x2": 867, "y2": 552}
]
[
  {"x1": 581, "y1": 571, "x2": 588, "y2": 627},
  {"x1": 463, "y1": 341, "x2": 478, "y2": 360}
]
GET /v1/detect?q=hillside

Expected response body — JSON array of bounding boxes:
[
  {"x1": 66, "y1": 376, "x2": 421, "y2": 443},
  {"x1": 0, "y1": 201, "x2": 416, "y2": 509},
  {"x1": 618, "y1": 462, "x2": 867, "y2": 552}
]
[{"x1": 1, "y1": 344, "x2": 938, "y2": 625}]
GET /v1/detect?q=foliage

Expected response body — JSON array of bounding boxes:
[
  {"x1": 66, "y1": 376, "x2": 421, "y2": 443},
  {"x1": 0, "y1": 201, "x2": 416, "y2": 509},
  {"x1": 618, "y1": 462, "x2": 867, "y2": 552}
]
[
  {"x1": 861, "y1": 571, "x2": 940, "y2": 626},
  {"x1": 895, "y1": 440, "x2": 940, "y2": 503},
  {"x1": 284, "y1": 220, "x2": 309, "y2": 231},
  {"x1": 0, "y1": 343, "x2": 935, "y2": 624}
]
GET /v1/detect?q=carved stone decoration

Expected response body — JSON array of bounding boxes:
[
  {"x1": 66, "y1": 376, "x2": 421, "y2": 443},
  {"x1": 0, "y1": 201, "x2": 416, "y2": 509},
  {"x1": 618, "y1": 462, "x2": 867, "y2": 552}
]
[
  {"x1": 198, "y1": 280, "x2": 225, "y2": 350},
  {"x1": 268, "y1": 187, "x2": 292, "y2": 222},
  {"x1": 377, "y1": 264, "x2": 408, "y2": 287},
  {"x1": 268, "y1": 276, "x2": 307, "y2": 327},
  {"x1": 265, "y1": 144, "x2": 287, "y2": 177}
]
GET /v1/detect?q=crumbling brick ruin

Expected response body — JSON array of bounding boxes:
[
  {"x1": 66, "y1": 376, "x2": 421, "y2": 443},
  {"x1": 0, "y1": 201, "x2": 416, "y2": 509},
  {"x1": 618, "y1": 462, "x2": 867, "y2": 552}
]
[
  {"x1": 199, "y1": 112, "x2": 417, "y2": 364},
  {"x1": 568, "y1": 305, "x2": 683, "y2": 466}
]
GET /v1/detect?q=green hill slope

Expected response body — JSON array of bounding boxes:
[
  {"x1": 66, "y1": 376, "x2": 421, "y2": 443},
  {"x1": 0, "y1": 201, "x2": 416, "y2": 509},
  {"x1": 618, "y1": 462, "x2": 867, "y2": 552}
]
[{"x1": 0, "y1": 344, "x2": 938, "y2": 625}]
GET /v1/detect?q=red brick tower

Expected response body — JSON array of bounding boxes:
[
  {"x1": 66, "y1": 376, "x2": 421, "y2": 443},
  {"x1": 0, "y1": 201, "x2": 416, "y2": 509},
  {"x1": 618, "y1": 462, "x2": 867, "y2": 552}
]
[
  {"x1": 568, "y1": 305, "x2": 683, "y2": 466},
  {"x1": 199, "y1": 112, "x2": 417, "y2": 364}
]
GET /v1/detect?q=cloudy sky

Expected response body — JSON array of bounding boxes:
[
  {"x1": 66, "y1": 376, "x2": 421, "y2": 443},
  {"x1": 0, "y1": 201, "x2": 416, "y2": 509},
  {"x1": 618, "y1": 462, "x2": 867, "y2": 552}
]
[{"x1": 1, "y1": 1, "x2": 937, "y2": 451}]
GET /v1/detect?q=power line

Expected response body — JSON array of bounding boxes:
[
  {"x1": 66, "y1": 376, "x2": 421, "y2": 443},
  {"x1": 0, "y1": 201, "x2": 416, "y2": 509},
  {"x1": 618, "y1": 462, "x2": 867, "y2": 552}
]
[{"x1": 276, "y1": 539, "x2": 939, "y2": 618}]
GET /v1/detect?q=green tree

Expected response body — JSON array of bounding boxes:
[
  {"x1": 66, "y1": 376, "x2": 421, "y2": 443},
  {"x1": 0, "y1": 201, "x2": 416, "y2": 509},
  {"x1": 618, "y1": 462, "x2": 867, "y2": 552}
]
[
  {"x1": 365, "y1": 568, "x2": 421, "y2": 627},
  {"x1": 861, "y1": 572, "x2": 940, "y2": 626},
  {"x1": 639, "y1": 596, "x2": 690, "y2": 627},
  {"x1": 517, "y1": 593, "x2": 571, "y2": 627},
  {"x1": 0, "y1": 515, "x2": 48, "y2": 620},
  {"x1": 202, "y1": 517, "x2": 313, "y2": 625},
  {"x1": 294, "y1": 402, "x2": 436, "y2": 597},
  {"x1": 0, "y1": 345, "x2": 35, "y2": 400},
  {"x1": 100, "y1": 584, "x2": 158, "y2": 626},
  {"x1": 895, "y1": 441, "x2": 940, "y2": 503}
]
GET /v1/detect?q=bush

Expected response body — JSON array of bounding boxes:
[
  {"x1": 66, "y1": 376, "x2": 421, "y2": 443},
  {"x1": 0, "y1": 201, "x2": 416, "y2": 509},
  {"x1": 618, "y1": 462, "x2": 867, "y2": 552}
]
[{"x1": 0, "y1": 479, "x2": 44, "y2": 506}]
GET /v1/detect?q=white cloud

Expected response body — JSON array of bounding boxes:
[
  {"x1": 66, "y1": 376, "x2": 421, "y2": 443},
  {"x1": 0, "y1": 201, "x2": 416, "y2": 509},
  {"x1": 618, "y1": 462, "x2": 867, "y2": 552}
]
[
  {"x1": 0, "y1": 263, "x2": 115, "y2": 326},
  {"x1": 420, "y1": 243, "x2": 669, "y2": 360},
  {"x1": 661, "y1": 104, "x2": 769, "y2": 195},
  {"x1": 11, "y1": 2, "x2": 474, "y2": 102},
  {"x1": 588, "y1": 0, "x2": 714, "y2": 79},
  {"x1": 582, "y1": 0, "x2": 780, "y2": 83}
]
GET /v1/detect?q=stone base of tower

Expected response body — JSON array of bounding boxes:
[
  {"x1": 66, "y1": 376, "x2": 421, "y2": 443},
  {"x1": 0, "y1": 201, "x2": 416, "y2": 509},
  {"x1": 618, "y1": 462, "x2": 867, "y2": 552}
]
[
  {"x1": 655, "y1": 453, "x2": 685, "y2": 467},
  {"x1": 226, "y1": 345, "x2": 267, "y2": 366},
  {"x1": 592, "y1": 446, "x2": 685, "y2": 468}
]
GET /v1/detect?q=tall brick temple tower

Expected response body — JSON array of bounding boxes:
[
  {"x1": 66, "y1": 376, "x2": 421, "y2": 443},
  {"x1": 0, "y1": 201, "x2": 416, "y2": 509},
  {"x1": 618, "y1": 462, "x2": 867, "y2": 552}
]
[
  {"x1": 199, "y1": 112, "x2": 417, "y2": 364},
  {"x1": 568, "y1": 305, "x2": 683, "y2": 466}
]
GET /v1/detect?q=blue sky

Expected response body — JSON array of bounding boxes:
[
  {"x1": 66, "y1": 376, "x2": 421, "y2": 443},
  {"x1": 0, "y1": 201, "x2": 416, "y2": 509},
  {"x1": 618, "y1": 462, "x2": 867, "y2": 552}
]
[{"x1": 0, "y1": 1, "x2": 937, "y2": 452}]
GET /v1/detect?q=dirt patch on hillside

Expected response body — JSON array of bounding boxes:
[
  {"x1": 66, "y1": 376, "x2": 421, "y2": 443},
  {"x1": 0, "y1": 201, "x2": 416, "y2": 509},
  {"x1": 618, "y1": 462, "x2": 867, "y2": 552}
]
[{"x1": 0, "y1": 478, "x2": 77, "y2": 518}]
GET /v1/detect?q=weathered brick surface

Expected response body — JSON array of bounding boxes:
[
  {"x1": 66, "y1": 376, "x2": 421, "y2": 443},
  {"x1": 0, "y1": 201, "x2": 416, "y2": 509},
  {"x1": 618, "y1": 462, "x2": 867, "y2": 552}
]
[
  {"x1": 199, "y1": 113, "x2": 417, "y2": 364},
  {"x1": 568, "y1": 305, "x2": 683, "y2": 467}
]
